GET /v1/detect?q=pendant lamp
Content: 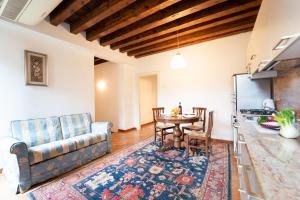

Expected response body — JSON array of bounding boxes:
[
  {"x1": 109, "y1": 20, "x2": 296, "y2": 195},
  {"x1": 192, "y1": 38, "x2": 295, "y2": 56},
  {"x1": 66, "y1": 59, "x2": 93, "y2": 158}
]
[{"x1": 170, "y1": 30, "x2": 186, "y2": 69}]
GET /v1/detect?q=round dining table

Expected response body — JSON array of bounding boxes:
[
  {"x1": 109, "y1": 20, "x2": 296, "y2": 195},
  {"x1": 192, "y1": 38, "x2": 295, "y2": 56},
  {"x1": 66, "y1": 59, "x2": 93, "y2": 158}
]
[{"x1": 156, "y1": 115, "x2": 199, "y2": 148}]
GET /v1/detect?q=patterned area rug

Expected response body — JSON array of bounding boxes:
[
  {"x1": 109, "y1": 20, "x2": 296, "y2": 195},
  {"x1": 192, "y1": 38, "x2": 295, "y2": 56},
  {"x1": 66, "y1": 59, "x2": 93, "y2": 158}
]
[{"x1": 28, "y1": 137, "x2": 231, "y2": 200}]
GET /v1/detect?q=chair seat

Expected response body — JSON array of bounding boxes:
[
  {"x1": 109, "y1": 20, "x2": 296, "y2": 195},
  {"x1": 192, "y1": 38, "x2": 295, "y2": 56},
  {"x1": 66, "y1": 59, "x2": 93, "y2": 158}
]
[
  {"x1": 156, "y1": 123, "x2": 175, "y2": 130},
  {"x1": 28, "y1": 139, "x2": 76, "y2": 165},
  {"x1": 183, "y1": 125, "x2": 204, "y2": 131},
  {"x1": 188, "y1": 131, "x2": 207, "y2": 138}
]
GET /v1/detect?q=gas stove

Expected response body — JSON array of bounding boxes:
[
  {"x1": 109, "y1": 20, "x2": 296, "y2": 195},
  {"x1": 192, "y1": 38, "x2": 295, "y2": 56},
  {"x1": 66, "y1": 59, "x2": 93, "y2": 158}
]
[{"x1": 240, "y1": 109, "x2": 276, "y2": 116}]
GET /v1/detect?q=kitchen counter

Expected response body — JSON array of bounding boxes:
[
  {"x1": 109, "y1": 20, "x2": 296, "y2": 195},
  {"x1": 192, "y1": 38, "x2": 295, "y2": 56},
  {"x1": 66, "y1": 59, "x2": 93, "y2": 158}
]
[{"x1": 237, "y1": 113, "x2": 300, "y2": 199}]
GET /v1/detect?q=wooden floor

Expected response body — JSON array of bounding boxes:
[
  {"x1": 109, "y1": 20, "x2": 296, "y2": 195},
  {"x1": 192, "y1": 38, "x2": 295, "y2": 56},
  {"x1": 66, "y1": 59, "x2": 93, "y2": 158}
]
[{"x1": 0, "y1": 124, "x2": 240, "y2": 200}]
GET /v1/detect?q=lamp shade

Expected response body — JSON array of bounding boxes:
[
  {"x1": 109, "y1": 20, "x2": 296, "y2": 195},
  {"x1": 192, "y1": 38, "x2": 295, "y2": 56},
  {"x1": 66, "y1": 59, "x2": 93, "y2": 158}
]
[{"x1": 170, "y1": 52, "x2": 187, "y2": 69}]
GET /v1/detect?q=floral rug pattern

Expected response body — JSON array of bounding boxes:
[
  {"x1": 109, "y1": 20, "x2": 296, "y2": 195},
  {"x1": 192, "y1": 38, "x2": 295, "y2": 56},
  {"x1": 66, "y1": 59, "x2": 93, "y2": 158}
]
[{"x1": 28, "y1": 137, "x2": 231, "y2": 200}]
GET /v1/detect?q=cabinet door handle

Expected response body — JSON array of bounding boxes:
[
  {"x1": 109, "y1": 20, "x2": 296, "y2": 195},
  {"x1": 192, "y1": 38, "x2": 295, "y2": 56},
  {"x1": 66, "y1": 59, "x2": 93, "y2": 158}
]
[
  {"x1": 236, "y1": 154, "x2": 243, "y2": 168},
  {"x1": 237, "y1": 133, "x2": 245, "y2": 144},
  {"x1": 233, "y1": 123, "x2": 240, "y2": 128},
  {"x1": 242, "y1": 165, "x2": 264, "y2": 199}
]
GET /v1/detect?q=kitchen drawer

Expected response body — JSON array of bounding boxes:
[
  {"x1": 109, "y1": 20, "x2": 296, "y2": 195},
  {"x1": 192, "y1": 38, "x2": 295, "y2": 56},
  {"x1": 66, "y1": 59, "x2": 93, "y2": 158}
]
[{"x1": 237, "y1": 134, "x2": 264, "y2": 200}]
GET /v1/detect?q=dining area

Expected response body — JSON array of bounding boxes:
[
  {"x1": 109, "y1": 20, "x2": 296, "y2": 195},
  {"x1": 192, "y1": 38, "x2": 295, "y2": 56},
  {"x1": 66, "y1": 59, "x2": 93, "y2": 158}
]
[{"x1": 152, "y1": 105, "x2": 214, "y2": 157}]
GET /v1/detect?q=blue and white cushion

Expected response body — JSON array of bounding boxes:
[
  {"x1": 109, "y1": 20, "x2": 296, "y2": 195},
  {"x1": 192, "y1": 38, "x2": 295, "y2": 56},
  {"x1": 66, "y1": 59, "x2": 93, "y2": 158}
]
[
  {"x1": 70, "y1": 132, "x2": 106, "y2": 150},
  {"x1": 60, "y1": 113, "x2": 92, "y2": 139},
  {"x1": 28, "y1": 139, "x2": 76, "y2": 165},
  {"x1": 11, "y1": 117, "x2": 62, "y2": 147}
]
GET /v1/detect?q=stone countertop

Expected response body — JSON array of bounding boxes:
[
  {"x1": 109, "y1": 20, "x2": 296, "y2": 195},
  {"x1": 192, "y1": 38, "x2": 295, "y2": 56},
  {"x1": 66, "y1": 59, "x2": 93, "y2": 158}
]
[{"x1": 237, "y1": 114, "x2": 300, "y2": 200}]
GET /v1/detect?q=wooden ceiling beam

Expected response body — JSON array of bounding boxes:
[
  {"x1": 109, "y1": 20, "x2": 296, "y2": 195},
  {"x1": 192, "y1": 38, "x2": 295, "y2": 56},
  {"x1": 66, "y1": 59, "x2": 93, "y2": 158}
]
[
  {"x1": 70, "y1": 0, "x2": 136, "y2": 34},
  {"x1": 99, "y1": 0, "x2": 227, "y2": 46},
  {"x1": 50, "y1": 0, "x2": 91, "y2": 26},
  {"x1": 129, "y1": 18, "x2": 255, "y2": 56},
  {"x1": 121, "y1": 9, "x2": 258, "y2": 52},
  {"x1": 135, "y1": 27, "x2": 253, "y2": 58},
  {"x1": 86, "y1": 0, "x2": 181, "y2": 41},
  {"x1": 111, "y1": 0, "x2": 260, "y2": 50},
  {"x1": 94, "y1": 59, "x2": 108, "y2": 65}
]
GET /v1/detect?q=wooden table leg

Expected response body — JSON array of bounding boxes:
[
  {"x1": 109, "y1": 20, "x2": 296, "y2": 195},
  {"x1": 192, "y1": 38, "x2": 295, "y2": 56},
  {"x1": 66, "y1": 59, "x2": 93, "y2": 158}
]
[{"x1": 174, "y1": 123, "x2": 182, "y2": 148}]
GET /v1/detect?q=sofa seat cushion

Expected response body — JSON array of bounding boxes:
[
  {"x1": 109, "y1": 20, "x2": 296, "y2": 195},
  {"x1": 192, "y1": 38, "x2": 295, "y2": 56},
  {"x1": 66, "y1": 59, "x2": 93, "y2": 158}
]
[
  {"x1": 70, "y1": 132, "x2": 107, "y2": 150},
  {"x1": 28, "y1": 139, "x2": 76, "y2": 165}
]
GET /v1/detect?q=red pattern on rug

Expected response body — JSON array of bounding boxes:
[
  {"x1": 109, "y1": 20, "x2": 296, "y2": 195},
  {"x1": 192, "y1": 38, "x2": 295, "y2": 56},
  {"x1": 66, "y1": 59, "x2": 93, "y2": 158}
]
[{"x1": 27, "y1": 137, "x2": 230, "y2": 200}]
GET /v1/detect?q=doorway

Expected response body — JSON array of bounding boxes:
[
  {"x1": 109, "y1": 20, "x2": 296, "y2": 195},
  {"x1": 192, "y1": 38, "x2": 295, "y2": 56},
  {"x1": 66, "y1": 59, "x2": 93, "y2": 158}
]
[{"x1": 139, "y1": 74, "x2": 158, "y2": 126}]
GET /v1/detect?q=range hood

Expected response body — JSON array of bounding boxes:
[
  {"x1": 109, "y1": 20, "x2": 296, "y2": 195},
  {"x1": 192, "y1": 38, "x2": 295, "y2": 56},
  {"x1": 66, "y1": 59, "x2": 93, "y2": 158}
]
[
  {"x1": 251, "y1": 70, "x2": 277, "y2": 79},
  {"x1": 261, "y1": 35, "x2": 300, "y2": 72},
  {"x1": 264, "y1": 58, "x2": 300, "y2": 71}
]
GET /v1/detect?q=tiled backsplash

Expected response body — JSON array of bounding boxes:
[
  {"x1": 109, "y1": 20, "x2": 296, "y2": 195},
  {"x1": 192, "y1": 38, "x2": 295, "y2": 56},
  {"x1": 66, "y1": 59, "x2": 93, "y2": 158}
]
[{"x1": 273, "y1": 66, "x2": 300, "y2": 119}]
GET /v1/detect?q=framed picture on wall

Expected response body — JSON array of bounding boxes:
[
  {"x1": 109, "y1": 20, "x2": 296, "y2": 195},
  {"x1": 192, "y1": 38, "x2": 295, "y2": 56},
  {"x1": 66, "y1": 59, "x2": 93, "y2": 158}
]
[{"x1": 24, "y1": 50, "x2": 48, "y2": 86}]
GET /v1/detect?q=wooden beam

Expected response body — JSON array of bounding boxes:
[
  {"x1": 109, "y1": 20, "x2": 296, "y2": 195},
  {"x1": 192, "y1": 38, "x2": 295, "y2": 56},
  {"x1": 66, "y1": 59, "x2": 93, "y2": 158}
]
[
  {"x1": 50, "y1": 0, "x2": 91, "y2": 26},
  {"x1": 135, "y1": 27, "x2": 253, "y2": 58},
  {"x1": 86, "y1": 0, "x2": 181, "y2": 41},
  {"x1": 129, "y1": 18, "x2": 255, "y2": 56},
  {"x1": 94, "y1": 59, "x2": 108, "y2": 65},
  {"x1": 111, "y1": 0, "x2": 261, "y2": 50},
  {"x1": 131, "y1": 22, "x2": 254, "y2": 56},
  {"x1": 100, "y1": 0, "x2": 227, "y2": 46},
  {"x1": 70, "y1": 0, "x2": 136, "y2": 34},
  {"x1": 121, "y1": 9, "x2": 258, "y2": 52}
]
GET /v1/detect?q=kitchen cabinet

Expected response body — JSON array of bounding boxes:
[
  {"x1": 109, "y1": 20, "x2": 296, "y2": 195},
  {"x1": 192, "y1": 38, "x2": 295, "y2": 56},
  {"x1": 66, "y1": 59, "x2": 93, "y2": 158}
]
[
  {"x1": 237, "y1": 134, "x2": 264, "y2": 200},
  {"x1": 247, "y1": 0, "x2": 300, "y2": 73}
]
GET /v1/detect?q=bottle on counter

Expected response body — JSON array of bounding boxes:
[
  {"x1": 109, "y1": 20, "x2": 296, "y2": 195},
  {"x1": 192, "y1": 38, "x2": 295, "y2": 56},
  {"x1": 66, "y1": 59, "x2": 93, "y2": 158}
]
[{"x1": 178, "y1": 102, "x2": 182, "y2": 115}]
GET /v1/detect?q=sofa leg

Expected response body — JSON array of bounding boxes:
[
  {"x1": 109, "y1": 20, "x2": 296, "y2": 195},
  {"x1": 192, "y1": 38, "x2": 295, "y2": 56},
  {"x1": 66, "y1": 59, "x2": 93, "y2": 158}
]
[{"x1": 16, "y1": 181, "x2": 32, "y2": 194}]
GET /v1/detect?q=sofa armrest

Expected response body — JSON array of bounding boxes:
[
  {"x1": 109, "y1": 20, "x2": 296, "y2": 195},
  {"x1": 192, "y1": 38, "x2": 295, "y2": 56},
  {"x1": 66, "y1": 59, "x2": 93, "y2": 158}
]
[
  {"x1": 92, "y1": 122, "x2": 113, "y2": 152},
  {"x1": 91, "y1": 122, "x2": 113, "y2": 135},
  {"x1": 0, "y1": 137, "x2": 31, "y2": 193}
]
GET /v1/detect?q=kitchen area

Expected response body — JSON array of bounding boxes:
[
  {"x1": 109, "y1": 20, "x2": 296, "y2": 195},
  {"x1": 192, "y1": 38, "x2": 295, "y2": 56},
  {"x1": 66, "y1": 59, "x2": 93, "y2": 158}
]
[{"x1": 231, "y1": 0, "x2": 300, "y2": 199}]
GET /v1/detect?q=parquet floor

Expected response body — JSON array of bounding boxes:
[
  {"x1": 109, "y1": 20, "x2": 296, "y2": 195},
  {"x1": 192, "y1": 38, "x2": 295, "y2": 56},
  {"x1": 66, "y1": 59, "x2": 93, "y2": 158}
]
[{"x1": 0, "y1": 124, "x2": 240, "y2": 200}]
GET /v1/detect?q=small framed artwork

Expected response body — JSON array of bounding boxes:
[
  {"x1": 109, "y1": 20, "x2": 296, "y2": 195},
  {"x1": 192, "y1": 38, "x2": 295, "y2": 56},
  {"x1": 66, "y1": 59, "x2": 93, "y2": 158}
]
[{"x1": 24, "y1": 50, "x2": 48, "y2": 86}]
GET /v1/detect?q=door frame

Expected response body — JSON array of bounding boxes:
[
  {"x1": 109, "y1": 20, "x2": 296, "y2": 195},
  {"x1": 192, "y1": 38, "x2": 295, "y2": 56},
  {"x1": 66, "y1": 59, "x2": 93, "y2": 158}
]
[{"x1": 136, "y1": 71, "x2": 159, "y2": 129}]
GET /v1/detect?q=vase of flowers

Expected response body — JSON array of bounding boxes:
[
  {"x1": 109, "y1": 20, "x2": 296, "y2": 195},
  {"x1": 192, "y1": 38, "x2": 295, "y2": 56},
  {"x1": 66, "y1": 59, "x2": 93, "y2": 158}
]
[{"x1": 274, "y1": 108, "x2": 299, "y2": 139}]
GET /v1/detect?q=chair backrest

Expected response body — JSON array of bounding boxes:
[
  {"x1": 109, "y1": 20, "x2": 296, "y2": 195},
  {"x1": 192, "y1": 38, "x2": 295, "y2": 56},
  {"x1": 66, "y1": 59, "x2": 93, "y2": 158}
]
[
  {"x1": 193, "y1": 107, "x2": 207, "y2": 130},
  {"x1": 206, "y1": 111, "x2": 214, "y2": 138},
  {"x1": 152, "y1": 107, "x2": 164, "y2": 123}
]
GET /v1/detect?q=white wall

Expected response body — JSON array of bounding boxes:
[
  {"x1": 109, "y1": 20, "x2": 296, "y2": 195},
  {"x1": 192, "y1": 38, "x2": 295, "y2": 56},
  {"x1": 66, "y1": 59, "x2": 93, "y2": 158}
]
[
  {"x1": 0, "y1": 20, "x2": 95, "y2": 137},
  {"x1": 94, "y1": 63, "x2": 136, "y2": 131},
  {"x1": 139, "y1": 75, "x2": 157, "y2": 125},
  {"x1": 29, "y1": 19, "x2": 135, "y2": 64},
  {"x1": 118, "y1": 64, "x2": 136, "y2": 130},
  {"x1": 94, "y1": 62, "x2": 119, "y2": 132},
  {"x1": 0, "y1": 17, "x2": 250, "y2": 140},
  {"x1": 135, "y1": 32, "x2": 250, "y2": 140}
]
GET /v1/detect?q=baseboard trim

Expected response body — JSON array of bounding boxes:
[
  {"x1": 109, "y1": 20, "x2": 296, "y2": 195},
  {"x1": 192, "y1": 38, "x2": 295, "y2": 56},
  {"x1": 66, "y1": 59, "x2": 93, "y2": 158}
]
[
  {"x1": 118, "y1": 127, "x2": 137, "y2": 132},
  {"x1": 212, "y1": 138, "x2": 233, "y2": 144},
  {"x1": 141, "y1": 121, "x2": 154, "y2": 127}
]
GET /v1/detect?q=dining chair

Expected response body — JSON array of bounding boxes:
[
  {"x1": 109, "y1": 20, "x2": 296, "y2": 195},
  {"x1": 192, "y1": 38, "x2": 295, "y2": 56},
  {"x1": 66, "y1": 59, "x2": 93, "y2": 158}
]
[
  {"x1": 186, "y1": 111, "x2": 214, "y2": 157},
  {"x1": 152, "y1": 107, "x2": 175, "y2": 146},
  {"x1": 182, "y1": 107, "x2": 207, "y2": 140}
]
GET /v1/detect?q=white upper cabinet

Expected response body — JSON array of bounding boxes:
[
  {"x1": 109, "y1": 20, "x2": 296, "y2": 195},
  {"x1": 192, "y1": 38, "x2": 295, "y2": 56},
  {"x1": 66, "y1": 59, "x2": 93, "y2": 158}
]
[{"x1": 247, "y1": 0, "x2": 300, "y2": 73}]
